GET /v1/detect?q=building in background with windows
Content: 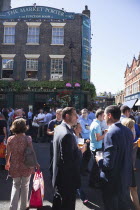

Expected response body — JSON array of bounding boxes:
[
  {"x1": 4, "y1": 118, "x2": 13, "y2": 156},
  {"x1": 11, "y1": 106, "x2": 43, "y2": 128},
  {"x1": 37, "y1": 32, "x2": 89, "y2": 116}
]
[
  {"x1": 124, "y1": 54, "x2": 140, "y2": 110},
  {"x1": 0, "y1": 4, "x2": 95, "y2": 110},
  {"x1": 115, "y1": 90, "x2": 124, "y2": 106}
]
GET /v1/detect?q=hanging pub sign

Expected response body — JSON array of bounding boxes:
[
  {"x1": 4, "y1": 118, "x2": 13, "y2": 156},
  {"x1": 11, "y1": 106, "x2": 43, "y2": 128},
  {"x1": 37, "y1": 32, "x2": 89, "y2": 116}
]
[{"x1": 0, "y1": 6, "x2": 75, "y2": 20}]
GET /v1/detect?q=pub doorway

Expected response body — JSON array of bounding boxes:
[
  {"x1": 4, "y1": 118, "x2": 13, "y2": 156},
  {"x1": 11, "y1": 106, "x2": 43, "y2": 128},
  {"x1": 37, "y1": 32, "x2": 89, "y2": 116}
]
[{"x1": 34, "y1": 93, "x2": 50, "y2": 113}]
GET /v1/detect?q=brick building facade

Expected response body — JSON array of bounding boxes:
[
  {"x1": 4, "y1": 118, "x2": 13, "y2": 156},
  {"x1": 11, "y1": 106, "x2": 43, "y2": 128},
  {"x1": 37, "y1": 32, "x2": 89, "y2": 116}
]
[
  {"x1": 0, "y1": 3, "x2": 94, "y2": 110},
  {"x1": 124, "y1": 54, "x2": 140, "y2": 109}
]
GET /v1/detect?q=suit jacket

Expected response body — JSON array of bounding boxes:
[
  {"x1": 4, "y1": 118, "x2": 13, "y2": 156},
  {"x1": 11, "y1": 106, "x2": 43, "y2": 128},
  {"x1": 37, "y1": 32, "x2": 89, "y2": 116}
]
[
  {"x1": 98, "y1": 123, "x2": 133, "y2": 193},
  {"x1": 52, "y1": 122, "x2": 81, "y2": 190}
]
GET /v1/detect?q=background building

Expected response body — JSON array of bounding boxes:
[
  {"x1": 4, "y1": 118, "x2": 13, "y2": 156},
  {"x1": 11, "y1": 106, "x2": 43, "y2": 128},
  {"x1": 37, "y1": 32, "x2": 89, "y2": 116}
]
[
  {"x1": 0, "y1": 2, "x2": 96, "y2": 110},
  {"x1": 92, "y1": 92, "x2": 115, "y2": 109},
  {"x1": 115, "y1": 90, "x2": 124, "y2": 106},
  {"x1": 124, "y1": 53, "x2": 140, "y2": 109}
]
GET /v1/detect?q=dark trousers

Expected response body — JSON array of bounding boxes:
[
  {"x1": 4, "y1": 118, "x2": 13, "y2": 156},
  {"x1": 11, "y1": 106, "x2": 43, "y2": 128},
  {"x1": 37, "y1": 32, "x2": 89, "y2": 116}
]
[
  {"x1": 38, "y1": 122, "x2": 45, "y2": 138},
  {"x1": 28, "y1": 119, "x2": 32, "y2": 129},
  {"x1": 52, "y1": 185, "x2": 76, "y2": 210},
  {"x1": 89, "y1": 149, "x2": 102, "y2": 187},
  {"x1": 102, "y1": 185, "x2": 130, "y2": 210},
  {"x1": 31, "y1": 126, "x2": 38, "y2": 142},
  {"x1": 81, "y1": 142, "x2": 91, "y2": 173},
  {"x1": 77, "y1": 188, "x2": 86, "y2": 201}
]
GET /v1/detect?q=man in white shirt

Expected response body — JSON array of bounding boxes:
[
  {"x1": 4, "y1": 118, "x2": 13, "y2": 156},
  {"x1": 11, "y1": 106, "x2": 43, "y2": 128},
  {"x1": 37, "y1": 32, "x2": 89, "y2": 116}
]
[{"x1": 37, "y1": 109, "x2": 45, "y2": 139}]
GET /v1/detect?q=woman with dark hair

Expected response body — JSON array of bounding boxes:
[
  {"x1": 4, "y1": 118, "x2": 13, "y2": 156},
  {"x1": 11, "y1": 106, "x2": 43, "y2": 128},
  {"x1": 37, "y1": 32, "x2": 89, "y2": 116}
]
[{"x1": 5, "y1": 118, "x2": 39, "y2": 210}]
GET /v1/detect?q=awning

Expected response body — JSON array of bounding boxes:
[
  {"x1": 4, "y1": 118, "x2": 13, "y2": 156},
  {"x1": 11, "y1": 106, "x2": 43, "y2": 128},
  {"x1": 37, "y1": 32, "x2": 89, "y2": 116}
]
[
  {"x1": 135, "y1": 99, "x2": 140, "y2": 106},
  {"x1": 123, "y1": 99, "x2": 137, "y2": 108}
]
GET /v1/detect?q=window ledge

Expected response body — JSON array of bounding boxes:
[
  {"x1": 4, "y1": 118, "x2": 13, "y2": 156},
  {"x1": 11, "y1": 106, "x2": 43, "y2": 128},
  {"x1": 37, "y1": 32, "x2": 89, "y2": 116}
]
[
  {"x1": 0, "y1": 78, "x2": 13, "y2": 80},
  {"x1": 50, "y1": 44, "x2": 64, "y2": 46},
  {"x1": 24, "y1": 78, "x2": 38, "y2": 81},
  {"x1": 49, "y1": 79, "x2": 63, "y2": 81},
  {"x1": 2, "y1": 69, "x2": 13, "y2": 70},
  {"x1": 26, "y1": 70, "x2": 38, "y2": 72},
  {"x1": 2, "y1": 43, "x2": 15, "y2": 45},
  {"x1": 26, "y1": 43, "x2": 40, "y2": 45}
]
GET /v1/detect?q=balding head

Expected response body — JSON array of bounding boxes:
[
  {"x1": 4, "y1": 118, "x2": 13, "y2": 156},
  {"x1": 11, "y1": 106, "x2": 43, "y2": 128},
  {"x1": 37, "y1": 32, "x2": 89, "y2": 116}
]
[{"x1": 15, "y1": 109, "x2": 23, "y2": 117}]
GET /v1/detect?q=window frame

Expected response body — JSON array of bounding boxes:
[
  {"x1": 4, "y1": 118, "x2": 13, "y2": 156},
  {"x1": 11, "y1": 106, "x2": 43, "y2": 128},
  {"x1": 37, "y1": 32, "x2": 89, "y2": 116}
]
[
  {"x1": 25, "y1": 58, "x2": 38, "y2": 79},
  {"x1": 50, "y1": 58, "x2": 63, "y2": 80},
  {"x1": 1, "y1": 58, "x2": 14, "y2": 79},
  {"x1": 4, "y1": 26, "x2": 15, "y2": 44},
  {"x1": 51, "y1": 27, "x2": 64, "y2": 45},
  {"x1": 27, "y1": 26, "x2": 40, "y2": 44}
]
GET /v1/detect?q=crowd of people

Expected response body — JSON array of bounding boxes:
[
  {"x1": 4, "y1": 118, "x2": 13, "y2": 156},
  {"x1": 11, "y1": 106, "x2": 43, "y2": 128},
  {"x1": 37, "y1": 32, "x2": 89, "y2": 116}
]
[{"x1": 0, "y1": 105, "x2": 140, "y2": 210}]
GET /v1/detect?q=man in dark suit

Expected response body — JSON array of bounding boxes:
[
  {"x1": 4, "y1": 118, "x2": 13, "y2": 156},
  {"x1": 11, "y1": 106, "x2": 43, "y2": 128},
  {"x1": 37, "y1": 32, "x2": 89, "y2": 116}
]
[
  {"x1": 96, "y1": 105, "x2": 133, "y2": 210},
  {"x1": 52, "y1": 107, "x2": 81, "y2": 210}
]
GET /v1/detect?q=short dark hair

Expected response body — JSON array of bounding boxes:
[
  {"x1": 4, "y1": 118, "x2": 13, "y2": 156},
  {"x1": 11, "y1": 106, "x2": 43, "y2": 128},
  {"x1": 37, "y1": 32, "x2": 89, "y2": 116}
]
[
  {"x1": 120, "y1": 105, "x2": 130, "y2": 114},
  {"x1": 105, "y1": 105, "x2": 121, "y2": 120},
  {"x1": 95, "y1": 109, "x2": 104, "y2": 118},
  {"x1": 62, "y1": 107, "x2": 76, "y2": 119},
  {"x1": 10, "y1": 118, "x2": 28, "y2": 134}
]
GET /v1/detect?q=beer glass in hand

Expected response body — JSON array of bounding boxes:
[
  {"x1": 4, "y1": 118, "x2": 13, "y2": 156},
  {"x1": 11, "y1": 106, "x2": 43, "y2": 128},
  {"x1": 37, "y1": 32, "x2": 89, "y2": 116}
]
[{"x1": 78, "y1": 138, "x2": 84, "y2": 148}]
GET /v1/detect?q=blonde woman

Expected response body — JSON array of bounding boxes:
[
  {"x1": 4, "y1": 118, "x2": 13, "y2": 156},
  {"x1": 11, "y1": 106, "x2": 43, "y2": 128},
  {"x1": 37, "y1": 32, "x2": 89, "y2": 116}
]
[
  {"x1": 121, "y1": 118, "x2": 140, "y2": 210},
  {"x1": 5, "y1": 118, "x2": 39, "y2": 210}
]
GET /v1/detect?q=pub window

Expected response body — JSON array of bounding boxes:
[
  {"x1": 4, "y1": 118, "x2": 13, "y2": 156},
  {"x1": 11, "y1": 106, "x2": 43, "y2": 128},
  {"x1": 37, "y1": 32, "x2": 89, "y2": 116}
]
[
  {"x1": 52, "y1": 27, "x2": 64, "y2": 45},
  {"x1": 4, "y1": 26, "x2": 15, "y2": 44},
  {"x1": 27, "y1": 27, "x2": 40, "y2": 44},
  {"x1": 50, "y1": 58, "x2": 63, "y2": 80},
  {"x1": 26, "y1": 59, "x2": 38, "y2": 79},
  {"x1": 2, "y1": 58, "x2": 14, "y2": 79}
]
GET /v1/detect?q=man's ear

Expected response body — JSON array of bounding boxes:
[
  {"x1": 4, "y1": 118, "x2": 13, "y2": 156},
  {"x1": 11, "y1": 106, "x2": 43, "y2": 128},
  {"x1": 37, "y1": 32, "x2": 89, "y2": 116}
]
[
  {"x1": 65, "y1": 113, "x2": 69, "y2": 120},
  {"x1": 108, "y1": 113, "x2": 112, "y2": 119}
]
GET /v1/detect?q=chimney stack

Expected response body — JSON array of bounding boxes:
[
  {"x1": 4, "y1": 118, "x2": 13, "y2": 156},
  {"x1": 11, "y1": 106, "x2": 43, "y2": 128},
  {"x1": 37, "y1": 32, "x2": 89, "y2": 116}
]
[
  {"x1": 82, "y1": 5, "x2": 90, "y2": 18},
  {"x1": 0, "y1": 0, "x2": 11, "y2": 12}
]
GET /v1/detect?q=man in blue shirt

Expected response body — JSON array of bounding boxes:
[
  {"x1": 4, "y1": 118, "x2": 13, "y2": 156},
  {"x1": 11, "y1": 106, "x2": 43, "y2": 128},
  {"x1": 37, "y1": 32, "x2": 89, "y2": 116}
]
[
  {"x1": 27, "y1": 109, "x2": 33, "y2": 129},
  {"x1": 79, "y1": 109, "x2": 92, "y2": 139},
  {"x1": 89, "y1": 109, "x2": 106, "y2": 188},
  {"x1": 88, "y1": 107, "x2": 95, "y2": 122},
  {"x1": 79, "y1": 109, "x2": 92, "y2": 175}
]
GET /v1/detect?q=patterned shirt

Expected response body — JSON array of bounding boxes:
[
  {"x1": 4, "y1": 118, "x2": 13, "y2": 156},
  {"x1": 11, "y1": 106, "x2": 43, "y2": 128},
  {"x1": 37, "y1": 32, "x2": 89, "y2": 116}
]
[{"x1": 6, "y1": 135, "x2": 34, "y2": 178}]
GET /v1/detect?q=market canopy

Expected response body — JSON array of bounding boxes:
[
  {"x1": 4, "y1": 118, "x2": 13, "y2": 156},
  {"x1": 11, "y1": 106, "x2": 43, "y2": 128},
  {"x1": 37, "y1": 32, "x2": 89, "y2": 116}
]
[
  {"x1": 123, "y1": 99, "x2": 137, "y2": 108},
  {"x1": 135, "y1": 99, "x2": 140, "y2": 106}
]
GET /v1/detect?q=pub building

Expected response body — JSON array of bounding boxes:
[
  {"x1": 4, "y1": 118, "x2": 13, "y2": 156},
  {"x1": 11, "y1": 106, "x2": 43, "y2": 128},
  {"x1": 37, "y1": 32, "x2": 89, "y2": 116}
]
[{"x1": 0, "y1": 0, "x2": 95, "y2": 111}]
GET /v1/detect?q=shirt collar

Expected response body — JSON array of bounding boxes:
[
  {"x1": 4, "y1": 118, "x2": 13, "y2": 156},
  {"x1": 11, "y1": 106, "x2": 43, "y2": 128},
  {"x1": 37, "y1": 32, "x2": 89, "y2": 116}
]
[
  {"x1": 108, "y1": 120, "x2": 121, "y2": 130},
  {"x1": 62, "y1": 120, "x2": 71, "y2": 129},
  {"x1": 95, "y1": 118, "x2": 101, "y2": 124}
]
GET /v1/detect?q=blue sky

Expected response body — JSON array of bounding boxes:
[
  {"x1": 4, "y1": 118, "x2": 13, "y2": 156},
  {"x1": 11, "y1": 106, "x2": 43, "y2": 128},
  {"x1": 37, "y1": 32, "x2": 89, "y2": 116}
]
[{"x1": 11, "y1": 0, "x2": 140, "y2": 94}]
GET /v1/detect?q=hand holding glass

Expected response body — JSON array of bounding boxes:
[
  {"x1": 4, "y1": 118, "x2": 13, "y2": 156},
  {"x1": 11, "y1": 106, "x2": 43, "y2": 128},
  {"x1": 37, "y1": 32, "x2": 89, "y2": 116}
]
[
  {"x1": 138, "y1": 138, "x2": 140, "y2": 147},
  {"x1": 78, "y1": 138, "x2": 84, "y2": 148},
  {"x1": 96, "y1": 151, "x2": 103, "y2": 159}
]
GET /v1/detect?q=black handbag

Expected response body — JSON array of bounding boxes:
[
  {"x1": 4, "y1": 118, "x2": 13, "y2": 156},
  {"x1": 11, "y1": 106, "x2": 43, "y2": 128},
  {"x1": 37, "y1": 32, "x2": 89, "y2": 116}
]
[{"x1": 24, "y1": 136, "x2": 38, "y2": 168}]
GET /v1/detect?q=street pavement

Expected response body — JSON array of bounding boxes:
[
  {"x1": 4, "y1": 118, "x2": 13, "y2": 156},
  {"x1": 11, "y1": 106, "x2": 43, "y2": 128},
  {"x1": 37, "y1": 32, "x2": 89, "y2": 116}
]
[{"x1": 0, "y1": 140, "x2": 140, "y2": 210}]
